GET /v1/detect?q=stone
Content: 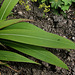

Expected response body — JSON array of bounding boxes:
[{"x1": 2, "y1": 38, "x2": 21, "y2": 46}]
[
  {"x1": 72, "y1": 37, "x2": 75, "y2": 40},
  {"x1": 68, "y1": 9, "x2": 72, "y2": 12},
  {"x1": 14, "y1": 10, "x2": 17, "y2": 12},
  {"x1": 53, "y1": 16, "x2": 63, "y2": 22},
  {"x1": 73, "y1": 67, "x2": 75, "y2": 72},
  {"x1": 67, "y1": 19, "x2": 72, "y2": 26},
  {"x1": 15, "y1": 5, "x2": 17, "y2": 7},
  {"x1": 32, "y1": 69, "x2": 41, "y2": 75},
  {"x1": 74, "y1": 21, "x2": 75, "y2": 24},
  {"x1": 29, "y1": 16, "x2": 34, "y2": 20},
  {"x1": 42, "y1": 62, "x2": 50, "y2": 68},
  {"x1": 18, "y1": 11, "x2": 23, "y2": 16},
  {"x1": 14, "y1": 73, "x2": 18, "y2": 75},
  {"x1": 48, "y1": 18, "x2": 51, "y2": 21}
]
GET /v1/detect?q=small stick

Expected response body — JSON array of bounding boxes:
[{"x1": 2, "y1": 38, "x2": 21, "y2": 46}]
[{"x1": 0, "y1": 42, "x2": 9, "y2": 50}]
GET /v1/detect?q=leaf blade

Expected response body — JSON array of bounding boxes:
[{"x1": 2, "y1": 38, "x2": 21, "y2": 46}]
[
  {"x1": 2, "y1": 21, "x2": 43, "y2": 32},
  {"x1": 0, "y1": 19, "x2": 34, "y2": 29},
  {"x1": 0, "y1": 50, "x2": 37, "y2": 64},
  {"x1": 1, "y1": 39, "x2": 68, "y2": 69},
  {"x1": 0, "y1": 29, "x2": 75, "y2": 49},
  {"x1": 0, "y1": 0, "x2": 19, "y2": 20}
]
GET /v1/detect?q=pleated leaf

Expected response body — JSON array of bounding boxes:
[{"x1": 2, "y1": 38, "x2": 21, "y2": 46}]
[
  {"x1": 0, "y1": 39, "x2": 68, "y2": 69},
  {"x1": 2, "y1": 21, "x2": 43, "y2": 32},
  {"x1": 0, "y1": 50, "x2": 37, "y2": 64},
  {"x1": 0, "y1": 0, "x2": 19, "y2": 20},
  {"x1": 0, "y1": 19, "x2": 34, "y2": 29},
  {"x1": 0, "y1": 20, "x2": 4, "y2": 23},
  {"x1": 0, "y1": 29, "x2": 75, "y2": 49}
]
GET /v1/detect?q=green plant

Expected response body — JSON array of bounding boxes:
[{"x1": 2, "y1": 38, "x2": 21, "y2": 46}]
[
  {"x1": 37, "y1": 0, "x2": 75, "y2": 12},
  {"x1": 19, "y1": 0, "x2": 50, "y2": 13},
  {"x1": 50, "y1": 0, "x2": 75, "y2": 11},
  {"x1": 0, "y1": 0, "x2": 75, "y2": 70},
  {"x1": 19, "y1": 0, "x2": 75, "y2": 14},
  {"x1": 19, "y1": 0, "x2": 31, "y2": 11}
]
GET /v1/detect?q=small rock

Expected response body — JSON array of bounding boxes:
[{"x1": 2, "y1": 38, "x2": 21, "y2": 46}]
[
  {"x1": 73, "y1": 67, "x2": 75, "y2": 72},
  {"x1": 67, "y1": 16, "x2": 70, "y2": 18},
  {"x1": 48, "y1": 18, "x2": 51, "y2": 21},
  {"x1": 32, "y1": 69, "x2": 41, "y2": 75},
  {"x1": 72, "y1": 37, "x2": 75, "y2": 40},
  {"x1": 68, "y1": 57, "x2": 71, "y2": 61},
  {"x1": 63, "y1": 20, "x2": 67, "y2": 24},
  {"x1": 42, "y1": 62, "x2": 50, "y2": 68},
  {"x1": 63, "y1": 36, "x2": 67, "y2": 38},
  {"x1": 69, "y1": 14, "x2": 72, "y2": 15},
  {"x1": 72, "y1": 61, "x2": 74, "y2": 66},
  {"x1": 53, "y1": 16, "x2": 63, "y2": 22},
  {"x1": 14, "y1": 10, "x2": 17, "y2": 12},
  {"x1": 74, "y1": 21, "x2": 75, "y2": 24},
  {"x1": 73, "y1": 72, "x2": 75, "y2": 75},
  {"x1": 46, "y1": 16, "x2": 48, "y2": 18},
  {"x1": 58, "y1": 16, "x2": 63, "y2": 22},
  {"x1": 68, "y1": 9, "x2": 72, "y2": 12},
  {"x1": 15, "y1": 5, "x2": 17, "y2": 7},
  {"x1": 18, "y1": 11, "x2": 23, "y2": 16},
  {"x1": 14, "y1": 73, "x2": 18, "y2": 75},
  {"x1": 67, "y1": 19, "x2": 72, "y2": 26},
  {"x1": 23, "y1": 12, "x2": 25, "y2": 14},
  {"x1": 29, "y1": 16, "x2": 34, "y2": 20}
]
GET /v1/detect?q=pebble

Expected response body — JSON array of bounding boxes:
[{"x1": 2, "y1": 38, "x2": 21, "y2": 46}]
[
  {"x1": 68, "y1": 9, "x2": 72, "y2": 12},
  {"x1": 68, "y1": 20, "x2": 72, "y2": 27},
  {"x1": 63, "y1": 20, "x2": 67, "y2": 24},
  {"x1": 73, "y1": 12, "x2": 75, "y2": 14},
  {"x1": 63, "y1": 36, "x2": 67, "y2": 38},
  {"x1": 67, "y1": 16, "x2": 70, "y2": 18},
  {"x1": 32, "y1": 69, "x2": 41, "y2": 75},
  {"x1": 15, "y1": 5, "x2": 17, "y2": 7},
  {"x1": 73, "y1": 72, "x2": 75, "y2": 75},
  {"x1": 14, "y1": 73, "x2": 18, "y2": 75},
  {"x1": 72, "y1": 61, "x2": 74, "y2": 66},
  {"x1": 53, "y1": 16, "x2": 63, "y2": 22},
  {"x1": 42, "y1": 62, "x2": 50, "y2": 68},
  {"x1": 14, "y1": 10, "x2": 17, "y2": 12},
  {"x1": 48, "y1": 18, "x2": 51, "y2": 21},
  {"x1": 72, "y1": 37, "x2": 75, "y2": 40},
  {"x1": 46, "y1": 16, "x2": 48, "y2": 18},
  {"x1": 18, "y1": 11, "x2": 23, "y2": 16},
  {"x1": 29, "y1": 16, "x2": 34, "y2": 20},
  {"x1": 23, "y1": 12, "x2": 25, "y2": 14},
  {"x1": 73, "y1": 67, "x2": 75, "y2": 72}
]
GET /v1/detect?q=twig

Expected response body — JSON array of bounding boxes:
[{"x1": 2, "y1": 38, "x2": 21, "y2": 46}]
[{"x1": 0, "y1": 42, "x2": 9, "y2": 50}]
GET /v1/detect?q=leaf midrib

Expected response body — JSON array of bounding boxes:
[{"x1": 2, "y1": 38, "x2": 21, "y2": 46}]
[
  {"x1": 0, "y1": 0, "x2": 12, "y2": 20},
  {"x1": 0, "y1": 33, "x2": 73, "y2": 46}
]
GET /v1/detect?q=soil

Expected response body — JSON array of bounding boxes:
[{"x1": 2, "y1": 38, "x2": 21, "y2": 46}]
[{"x1": 0, "y1": 1, "x2": 75, "y2": 75}]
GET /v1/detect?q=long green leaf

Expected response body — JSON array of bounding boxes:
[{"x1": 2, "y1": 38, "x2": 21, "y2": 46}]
[
  {"x1": 0, "y1": 0, "x2": 19, "y2": 20},
  {"x1": 0, "y1": 39, "x2": 68, "y2": 69},
  {"x1": 0, "y1": 20, "x2": 4, "y2": 23},
  {"x1": 0, "y1": 29, "x2": 75, "y2": 49},
  {"x1": 2, "y1": 21, "x2": 43, "y2": 32},
  {"x1": 0, "y1": 19, "x2": 34, "y2": 29},
  {"x1": 0, "y1": 50, "x2": 37, "y2": 64}
]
